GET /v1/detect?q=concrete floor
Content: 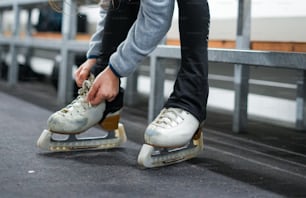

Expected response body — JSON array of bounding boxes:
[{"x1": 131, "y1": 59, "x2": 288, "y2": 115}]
[{"x1": 1, "y1": 80, "x2": 306, "y2": 198}]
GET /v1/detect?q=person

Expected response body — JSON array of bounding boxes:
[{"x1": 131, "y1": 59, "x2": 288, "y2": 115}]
[{"x1": 44, "y1": 0, "x2": 210, "y2": 167}]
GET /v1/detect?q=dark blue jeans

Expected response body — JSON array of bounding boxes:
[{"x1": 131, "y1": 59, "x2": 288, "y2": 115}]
[{"x1": 92, "y1": 0, "x2": 210, "y2": 122}]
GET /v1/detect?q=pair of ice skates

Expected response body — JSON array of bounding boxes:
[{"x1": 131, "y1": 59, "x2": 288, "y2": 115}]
[{"x1": 37, "y1": 74, "x2": 204, "y2": 168}]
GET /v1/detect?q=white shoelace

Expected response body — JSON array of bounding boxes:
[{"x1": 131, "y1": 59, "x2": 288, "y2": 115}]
[
  {"x1": 60, "y1": 74, "x2": 94, "y2": 115},
  {"x1": 154, "y1": 108, "x2": 184, "y2": 128}
]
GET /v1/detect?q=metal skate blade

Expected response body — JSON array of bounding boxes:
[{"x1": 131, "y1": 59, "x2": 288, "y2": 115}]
[
  {"x1": 37, "y1": 124, "x2": 127, "y2": 152},
  {"x1": 137, "y1": 132, "x2": 204, "y2": 168}
]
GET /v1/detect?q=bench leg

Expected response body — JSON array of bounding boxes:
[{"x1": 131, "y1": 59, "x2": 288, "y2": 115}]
[
  {"x1": 148, "y1": 56, "x2": 165, "y2": 123},
  {"x1": 296, "y1": 70, "x2": 306, "y2": 131},
  {"x1": 233, "y1": 64, "x2": 249, "y2": 133}
]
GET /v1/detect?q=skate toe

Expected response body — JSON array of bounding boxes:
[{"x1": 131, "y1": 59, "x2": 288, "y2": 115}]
[
  {"x1": 144, "y1": 130, "x2": 173, "y2": 147},
  {"x1": 144, "y1": 126, "x2": 161, "y2": 145},
  {"x1": 144, "y1": 126, "x2": 194, "y2": 148},
  {"x1": 47, "y1": 115, "x2": 88, "y2": 134}
]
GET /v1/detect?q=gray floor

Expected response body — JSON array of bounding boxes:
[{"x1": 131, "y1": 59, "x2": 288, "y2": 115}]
[{"x1": 1, "y1": 80, "x2": 306, "y2": 198}]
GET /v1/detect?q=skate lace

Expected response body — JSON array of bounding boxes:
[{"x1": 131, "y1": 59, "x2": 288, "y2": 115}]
[
  {"x1": 154, "y1": 108, "x2": 184, "y2": 128},
  {"x1": 60, "y1": 74, "x2": 95, "y2": 114}
]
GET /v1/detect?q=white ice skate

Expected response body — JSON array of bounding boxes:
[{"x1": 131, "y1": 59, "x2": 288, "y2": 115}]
[
  {"x1": 37, "y1": 74, "x2": 127, "y2": 152},
  {"x1": 137, "y1": 108, "x2": 204, "y2": 168}
]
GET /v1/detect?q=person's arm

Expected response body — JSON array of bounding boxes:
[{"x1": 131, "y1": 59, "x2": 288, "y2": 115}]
[
  {"x1": 87, "y1": 0, "x2": 175, "y2": 104},
  {"x1": 109, "y1": 0, "x2": 175, "y2": 77},
  {"x1": 86, "y1": 7, "x2": 107, "y2": 59},
  {"x1": 75, "y1": 7, "x2": 107, "y2": 87}
]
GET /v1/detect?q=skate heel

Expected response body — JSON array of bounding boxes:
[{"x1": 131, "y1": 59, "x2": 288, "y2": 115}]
[
  {"x1": 100, "y1": 114, "x2": 120, "y2": 131},
  {"x1": 193, "y1": 128, "x2": 202, "y2": 140}
]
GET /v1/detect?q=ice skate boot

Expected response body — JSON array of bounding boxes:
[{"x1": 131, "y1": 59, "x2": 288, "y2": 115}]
[
  {"x1": 37, "y1": 74, "x2": 127, "y2": 152},
  {"x1": 137, "y1": 108, "x2": 204, "y2": 168}
]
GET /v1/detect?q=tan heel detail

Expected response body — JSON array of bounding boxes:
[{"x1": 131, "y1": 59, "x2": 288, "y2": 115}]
[
  {"x1": 193, "y1": 128, "x2": 202, "y2": 140},
  {"x1": 100, "y1": 114, "x2": 120, "y2": 131}
]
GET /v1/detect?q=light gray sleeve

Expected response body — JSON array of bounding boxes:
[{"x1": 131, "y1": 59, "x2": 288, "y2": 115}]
[
  {"x1": 109, "y1": 0, "x2": 175, "y2": 77},
  {"x1": 86, "y1": 8, "x2": 107, "y2": 59}
]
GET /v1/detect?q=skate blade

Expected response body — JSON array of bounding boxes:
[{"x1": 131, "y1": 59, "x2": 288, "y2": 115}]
[
  {"x1": 37, "y1": 123, "x2": 127, "y2": 152},
  {"x1": 137, "y1": 131, "x2": 204, "y2": 168}
]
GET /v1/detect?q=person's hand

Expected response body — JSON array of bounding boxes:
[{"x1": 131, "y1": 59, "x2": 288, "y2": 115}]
[
  {"x1": 75, "y1": 59, "x2": 97, "y2": 87},
  {"x1": 87, "y1": 66, "x2": 120, "y2": 105}
]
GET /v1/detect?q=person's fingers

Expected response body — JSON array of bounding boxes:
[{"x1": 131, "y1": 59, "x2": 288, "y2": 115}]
[
  {"x1": 87, "y1": 85, "x2": 117, "y2": 105},
  {"x1": 87, "y1": 83, "x2": 99, "y2": 104},
  {"x1": 86, "y1": 66, "x2": 120, "y2": 105},
  {"x1": 75, "y1": 67, "x2": 90, "y2": 87},
  {"x1": 106, "y1": 96, "x2": 115, "y2": 102},
  {"x1": 80, "y1": 68, "x2": 89, "y2": 81},
  {"x1": 88, "y1": 90, "x2": 112, "y2": 105},
  {"x1": 75, "y1": 66, "x2": 84, "y2": 87}
]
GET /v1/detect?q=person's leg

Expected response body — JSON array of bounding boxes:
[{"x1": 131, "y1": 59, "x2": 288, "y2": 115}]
[
  {"x1": 138, "y1": 0, "x2": 210, "y2": 167},
  {"x1": 164, "y1": 0, "x2": 210, "y2": 123}
]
